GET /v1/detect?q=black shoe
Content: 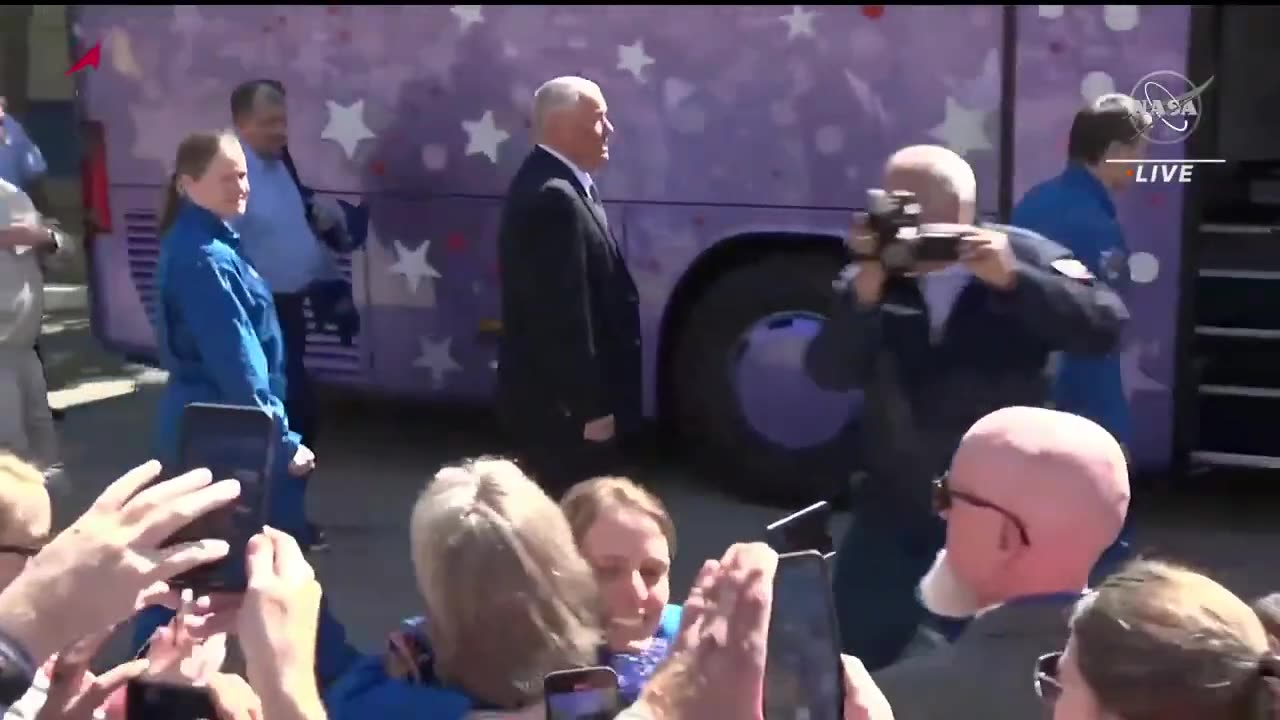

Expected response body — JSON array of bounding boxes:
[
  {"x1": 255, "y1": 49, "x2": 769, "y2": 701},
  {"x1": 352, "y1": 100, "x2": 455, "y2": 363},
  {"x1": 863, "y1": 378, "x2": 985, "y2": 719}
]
[{"x1": 306, "y1": 524, "x2": 330, "y2": 553}]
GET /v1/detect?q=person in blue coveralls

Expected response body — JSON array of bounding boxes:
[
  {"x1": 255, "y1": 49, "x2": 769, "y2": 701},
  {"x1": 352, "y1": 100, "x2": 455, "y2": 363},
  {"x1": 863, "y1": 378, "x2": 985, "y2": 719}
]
[
  {"x1": 1011, "y1": 93, "x2": 1152, "y2": 585},
  {"x1": 324, "y1": 458, "x2": 676, "y2": 719},
  {"x1": 125, "y1": 130, "x2": 357, "y2": 682}
]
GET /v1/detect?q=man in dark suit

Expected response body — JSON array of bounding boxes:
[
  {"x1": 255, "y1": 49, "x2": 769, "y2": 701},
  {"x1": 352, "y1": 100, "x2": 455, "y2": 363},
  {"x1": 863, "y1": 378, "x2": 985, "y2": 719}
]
[{"x1": 496, "y1": 76, "x2": 641, "y2": 494}]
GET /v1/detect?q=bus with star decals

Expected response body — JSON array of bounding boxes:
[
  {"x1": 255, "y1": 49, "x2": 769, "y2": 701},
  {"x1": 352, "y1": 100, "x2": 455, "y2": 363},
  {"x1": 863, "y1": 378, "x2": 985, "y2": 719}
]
[{"x1": 67, "y1": 5, "x2": 1280, "y2": 504}]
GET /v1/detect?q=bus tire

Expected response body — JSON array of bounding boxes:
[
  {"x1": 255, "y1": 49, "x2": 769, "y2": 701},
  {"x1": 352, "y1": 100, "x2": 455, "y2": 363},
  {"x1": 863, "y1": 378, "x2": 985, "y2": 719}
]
[{"x1": 671, "y1": 252, "x2": 862, "y2": 507}]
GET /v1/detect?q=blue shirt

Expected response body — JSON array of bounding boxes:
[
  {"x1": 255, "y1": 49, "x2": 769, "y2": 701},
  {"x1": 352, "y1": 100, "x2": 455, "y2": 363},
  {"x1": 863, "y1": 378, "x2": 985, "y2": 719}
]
[
  {"x1": 1011, "y1": 164, "x2": 1133, "y2": 447},
  {"x1": 234, "y1": 142, "x2": 336, "y2": 294},
  {"x1": 152, "y1": 200, "x2": 300, "y2": 477},
  {"x1": 0, "y1": 116, "x2": 47, "y2": 191},
  {"x1": 324, "y1": 605, "x2": 683, "y2": 719}
]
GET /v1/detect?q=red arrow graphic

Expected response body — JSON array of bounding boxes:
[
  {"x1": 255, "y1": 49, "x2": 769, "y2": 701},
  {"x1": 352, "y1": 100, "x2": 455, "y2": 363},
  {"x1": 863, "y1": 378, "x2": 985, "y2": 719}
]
[{"x1": 66, "y1": 42, "x2": 101, "y2": 76}]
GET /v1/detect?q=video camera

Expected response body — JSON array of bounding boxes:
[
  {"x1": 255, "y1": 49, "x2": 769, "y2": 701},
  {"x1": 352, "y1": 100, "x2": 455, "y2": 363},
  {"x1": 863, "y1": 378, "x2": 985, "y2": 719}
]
[{"x1": 854, "y1": 189, "x2": 969, "y2": 275}]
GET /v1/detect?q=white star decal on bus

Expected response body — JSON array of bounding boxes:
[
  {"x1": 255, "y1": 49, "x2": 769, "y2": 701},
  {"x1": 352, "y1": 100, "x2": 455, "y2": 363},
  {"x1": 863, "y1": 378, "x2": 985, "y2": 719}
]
[
  {"x1": 462, "y1": 110, "x2": 510, "y2": 164},
  {"x1": 388, "y1": 239, "x2": 443, "y2": 303},
  {"x1": 928, "y1": 97, "x2": 993, "y2": 157},
  {"x1": 414, "y1": 336, "x2": 462, "y2": 389},
  {"x1": 617, "y1": 40, "x2": 655, "y2": 83},
  {"x1": 779, "y1": 6, "x2": 818, "y2": 40},
  {"x1": 451, "y1": 6, "x2": 485, "y2": 31},
  {"x1": 320, "y1": 99, "x2": 376, "y2": 161}
]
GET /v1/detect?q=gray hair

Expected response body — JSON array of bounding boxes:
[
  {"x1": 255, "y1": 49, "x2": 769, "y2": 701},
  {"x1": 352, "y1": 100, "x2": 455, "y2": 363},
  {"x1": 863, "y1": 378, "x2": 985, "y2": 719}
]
[
  {"x1": 532, "y1": 76, "x2": 600, "y2": 137},
  {"x1": 884, "y1": 144, "x2": 978, "y2": 221}
]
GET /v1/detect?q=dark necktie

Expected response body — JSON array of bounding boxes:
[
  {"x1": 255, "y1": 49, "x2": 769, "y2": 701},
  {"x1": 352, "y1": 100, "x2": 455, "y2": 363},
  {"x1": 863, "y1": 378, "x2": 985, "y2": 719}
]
[{"x1": 588, "y1": 184, "x2": 609, "y2": 229}]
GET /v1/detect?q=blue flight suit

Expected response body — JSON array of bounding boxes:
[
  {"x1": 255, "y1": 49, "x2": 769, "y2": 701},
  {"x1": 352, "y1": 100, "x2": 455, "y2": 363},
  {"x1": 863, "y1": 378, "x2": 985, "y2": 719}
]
[
  {"x1": 1012, "y1": 163, "x2": 1134, "y2": 583},
  {"x1": 128, "y1": 201, "x2": 338, "y2": 661},
  {"x1": 804, "y1": 224, "x2": 1128, "y2": 670}
]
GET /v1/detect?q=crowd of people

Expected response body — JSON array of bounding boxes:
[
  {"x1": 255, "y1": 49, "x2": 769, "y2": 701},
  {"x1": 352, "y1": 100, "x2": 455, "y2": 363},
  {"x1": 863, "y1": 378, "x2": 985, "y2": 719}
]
[{"x1": 0, "y1": 67, "x2": 1278, "y2": 720}]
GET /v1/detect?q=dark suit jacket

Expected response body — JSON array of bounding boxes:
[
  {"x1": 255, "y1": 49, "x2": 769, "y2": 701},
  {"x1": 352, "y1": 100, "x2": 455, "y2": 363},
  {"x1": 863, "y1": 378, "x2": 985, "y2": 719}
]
[
  {"x1": 873, "y1": 596, "x2": 1077, "y2": 720},
  {"x1": 495, "y1": 146, "x2": 642, "y2": 443},
  {"x1": 804, "y1": 225, "x2": 1128, "y2": 518}
]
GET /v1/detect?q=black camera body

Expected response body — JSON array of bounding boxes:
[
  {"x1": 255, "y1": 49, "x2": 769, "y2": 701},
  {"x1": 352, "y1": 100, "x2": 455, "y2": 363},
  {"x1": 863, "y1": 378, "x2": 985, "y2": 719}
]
[{"x1": 858, "y1": 189, "x2": 968, "y2": 275}]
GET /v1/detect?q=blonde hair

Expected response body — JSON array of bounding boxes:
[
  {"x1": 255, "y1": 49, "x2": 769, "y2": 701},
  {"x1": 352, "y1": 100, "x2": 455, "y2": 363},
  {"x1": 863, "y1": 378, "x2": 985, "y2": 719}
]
[
  {"x1": 157, "y1": 129, "x2": 241, "y2": 237},
  {"x1": 1071, "y1": 559, "x2": 1280, "y2": 720},
  {"x1": 409, "y1": 456, "x2": 603, "y2": 709},
  {"x1": 0, "y1": 453, "x2": 51, "y2": 546},
  {"x1": 560, "y1": 476, "x2": 676, "y2": 556}
]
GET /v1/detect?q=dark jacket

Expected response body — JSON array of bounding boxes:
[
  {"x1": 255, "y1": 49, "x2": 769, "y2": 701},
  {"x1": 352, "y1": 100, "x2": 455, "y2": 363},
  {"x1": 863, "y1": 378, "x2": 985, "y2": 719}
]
[
  {"x1": 804, "y1": 224, "x2": 1128, "y2": 515},
  {"x1": 874, "y1": 594, "x2": 1080, "y2": 720},
  {"x1": 495, "y1": 146, "x2": 642, "y2": 441},
  {"x1": 279, "y1": 146, "x2": 368, "y2": 346}
]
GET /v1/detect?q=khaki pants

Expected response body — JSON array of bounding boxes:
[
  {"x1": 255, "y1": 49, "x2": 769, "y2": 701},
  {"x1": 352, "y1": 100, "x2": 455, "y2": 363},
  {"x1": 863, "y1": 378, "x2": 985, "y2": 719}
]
[{"x1": 0, "y1": 347, "x2": 58, "y2": 469}]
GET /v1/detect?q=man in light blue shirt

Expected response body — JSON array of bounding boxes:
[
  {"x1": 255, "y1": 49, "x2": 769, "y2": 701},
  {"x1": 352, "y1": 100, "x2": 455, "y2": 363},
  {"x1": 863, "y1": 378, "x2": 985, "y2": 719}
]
[
  {"x1": 229, "y1": 80, "x2": 346, "y2": 552},
  {"x1": 0, "y1": 97, "x2": 64, "y2": 425}
]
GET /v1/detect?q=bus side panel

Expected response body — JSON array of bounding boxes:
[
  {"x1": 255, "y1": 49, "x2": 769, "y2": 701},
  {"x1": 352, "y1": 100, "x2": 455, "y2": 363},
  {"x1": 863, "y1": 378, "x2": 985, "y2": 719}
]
[
  {"x1": 74, "y1": 5, "x2": 1008, "y2": 412},
  {"x1": 87, "y1": 188, "x2": 161, "y2": 360},
  {"x1": 1011, "y1": 5, "x2": 1192, "y2": 473}
]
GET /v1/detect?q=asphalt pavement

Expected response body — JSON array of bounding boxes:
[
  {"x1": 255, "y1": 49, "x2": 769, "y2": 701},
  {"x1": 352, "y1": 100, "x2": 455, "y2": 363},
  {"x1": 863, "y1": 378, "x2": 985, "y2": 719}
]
[{"x1": 35, "y1": 309, "x2": 1280, "y2": 667}]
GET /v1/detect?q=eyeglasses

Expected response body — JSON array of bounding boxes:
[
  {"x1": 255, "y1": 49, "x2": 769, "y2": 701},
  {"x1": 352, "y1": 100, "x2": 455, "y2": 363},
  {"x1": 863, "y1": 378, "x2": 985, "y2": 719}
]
[
  {"x1": 1034, "y1": 651, "x2": 1063, "y2": 704},
  {"x1": 931, "y1": 472, "x2": 1031, "y2": 546}
]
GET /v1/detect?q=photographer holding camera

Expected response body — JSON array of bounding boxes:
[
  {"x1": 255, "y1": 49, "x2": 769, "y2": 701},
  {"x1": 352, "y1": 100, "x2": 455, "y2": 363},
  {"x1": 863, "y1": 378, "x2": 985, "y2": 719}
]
[{"x1": 804, "y1": 145, "x2": 1129, "y2": 671}]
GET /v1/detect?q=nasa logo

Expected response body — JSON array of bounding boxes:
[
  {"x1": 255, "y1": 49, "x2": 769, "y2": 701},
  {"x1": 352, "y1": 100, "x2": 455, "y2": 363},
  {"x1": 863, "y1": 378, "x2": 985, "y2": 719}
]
[{"x1": 1129, "y1": 70, "x2": 1215, "y2": 145}]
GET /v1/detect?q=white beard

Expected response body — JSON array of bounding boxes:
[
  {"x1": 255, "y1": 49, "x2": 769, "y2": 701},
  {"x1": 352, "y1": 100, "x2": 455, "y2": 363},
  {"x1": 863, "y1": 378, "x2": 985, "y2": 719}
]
[{"x1": 918, "y1": 549, "x2": 985, "y2": 619}]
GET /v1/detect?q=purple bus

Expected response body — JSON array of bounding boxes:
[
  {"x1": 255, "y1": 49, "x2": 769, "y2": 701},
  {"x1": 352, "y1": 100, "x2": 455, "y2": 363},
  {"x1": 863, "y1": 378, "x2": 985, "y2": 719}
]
[{"x1": 69, "y1": 5, "x2": 1278, "y2": 503}]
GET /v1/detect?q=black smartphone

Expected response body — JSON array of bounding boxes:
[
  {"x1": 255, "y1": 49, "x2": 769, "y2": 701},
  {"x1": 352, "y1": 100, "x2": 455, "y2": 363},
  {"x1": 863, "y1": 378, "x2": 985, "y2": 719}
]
[
  {"x1": 765, "y1": 501, "x2": 834, "y2": 556},
  {"x1": 543, "y1": 666, "x2": 623, "y2": 720},
  {"x1": 763, "y1": 550, "x2": 845, "y2": 720},
  {"x1": 126, "y1": 678, "x2": 217, "y2": 720},
  {"x1": 167, "y1": 402, "x2": 276, "y2": 593}
]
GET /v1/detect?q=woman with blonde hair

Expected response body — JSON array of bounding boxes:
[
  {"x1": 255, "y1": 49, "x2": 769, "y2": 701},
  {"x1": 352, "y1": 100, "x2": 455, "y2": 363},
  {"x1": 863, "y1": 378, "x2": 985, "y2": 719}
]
[
  {"x1": 325, "y1": 456, "x2": 606, "y2": 719},
  {"x1": 561, "y1": 476, "x2": 681, "y2": 706},
  {"x1": 1035, "y1": 558, "x2": 1280, "y2": 720}
]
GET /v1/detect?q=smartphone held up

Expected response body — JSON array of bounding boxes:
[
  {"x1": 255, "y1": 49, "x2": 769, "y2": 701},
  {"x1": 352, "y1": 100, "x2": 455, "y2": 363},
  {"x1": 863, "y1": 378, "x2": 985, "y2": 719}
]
[
  {"x1": 544, "y1": 667, "x2": 623, "y2": 720},
  {"x1": 765, "y1": 501, "x2": 835, "y2": 557},
  {"x1": 763, "y1": 550, "x2": 845, "y2": 720},
  {"x1": 163, "y1": 402, "x2": 277, "y2": 594}
]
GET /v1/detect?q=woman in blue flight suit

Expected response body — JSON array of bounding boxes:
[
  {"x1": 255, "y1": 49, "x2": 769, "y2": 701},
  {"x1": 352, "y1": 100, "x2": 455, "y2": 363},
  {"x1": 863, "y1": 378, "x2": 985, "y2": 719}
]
[{"x1": 126, "y1": 130, "x2": 353, "y2": 681}]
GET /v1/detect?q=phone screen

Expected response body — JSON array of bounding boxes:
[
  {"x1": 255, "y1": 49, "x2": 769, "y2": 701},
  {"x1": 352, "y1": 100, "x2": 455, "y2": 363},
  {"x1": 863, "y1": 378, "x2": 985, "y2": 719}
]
[
  {"x1": 763, "y1": 551, "x2": 845, "y2": 720},
  {"x1": 170, "y1": 403, "x2": 276, "y2": 592},
  {"x1": 544, "y1": 667, "x2": 622, "y2": 720},
  {"x1": 126, "y1": 679, "x2": 217, "y2": 720},
  {"x1": 765, "y1": 501, "x2": 834, "y2": 556}
]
